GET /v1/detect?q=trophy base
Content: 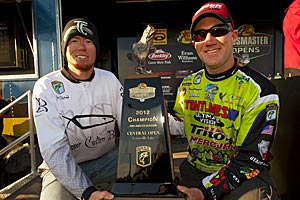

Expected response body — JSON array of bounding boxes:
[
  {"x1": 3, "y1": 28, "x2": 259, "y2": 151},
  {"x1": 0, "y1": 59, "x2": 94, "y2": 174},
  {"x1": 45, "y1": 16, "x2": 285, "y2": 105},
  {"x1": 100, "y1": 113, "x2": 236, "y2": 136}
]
[{"x1": 112, "y1": 182, "x2": 185, "y2": 199}]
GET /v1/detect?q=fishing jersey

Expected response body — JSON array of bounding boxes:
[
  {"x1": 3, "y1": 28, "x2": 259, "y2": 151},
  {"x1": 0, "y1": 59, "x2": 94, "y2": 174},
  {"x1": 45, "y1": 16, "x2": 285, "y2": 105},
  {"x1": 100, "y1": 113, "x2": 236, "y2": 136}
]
[
  {"x1": 173, "y1": 64, "x2": 279, "y2": 199},
  {"x1": 32, "y1": 67, "x2": 123, "y2": 198}
]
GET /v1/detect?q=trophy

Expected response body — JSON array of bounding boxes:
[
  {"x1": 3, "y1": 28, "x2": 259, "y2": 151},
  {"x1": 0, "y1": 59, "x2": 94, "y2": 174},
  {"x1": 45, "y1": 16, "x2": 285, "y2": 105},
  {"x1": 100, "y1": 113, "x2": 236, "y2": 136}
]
[{"x1": 111, "y1": 76, "x2": 184, "y2": 199}]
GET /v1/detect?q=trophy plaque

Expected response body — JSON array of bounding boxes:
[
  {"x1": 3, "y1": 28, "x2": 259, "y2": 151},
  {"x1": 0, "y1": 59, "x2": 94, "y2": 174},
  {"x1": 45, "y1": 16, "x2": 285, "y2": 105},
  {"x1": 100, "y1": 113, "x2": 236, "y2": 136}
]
[{"x1": 111, "y1": 76, "x2": 184, "y2": 199}]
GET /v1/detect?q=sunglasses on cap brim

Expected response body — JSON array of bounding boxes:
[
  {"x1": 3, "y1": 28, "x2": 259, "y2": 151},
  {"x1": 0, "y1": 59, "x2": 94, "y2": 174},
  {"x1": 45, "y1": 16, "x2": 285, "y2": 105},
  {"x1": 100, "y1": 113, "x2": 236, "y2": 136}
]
[{"x1": 192, "y1": 23, "x2": 233, "y2": 42}]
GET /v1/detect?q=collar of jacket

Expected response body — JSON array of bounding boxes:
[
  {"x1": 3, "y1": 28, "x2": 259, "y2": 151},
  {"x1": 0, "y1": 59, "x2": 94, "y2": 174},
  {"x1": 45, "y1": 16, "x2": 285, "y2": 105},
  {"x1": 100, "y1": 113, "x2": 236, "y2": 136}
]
[{"x1": 61, "y1": 65, "x2": 95, "y2": 83}]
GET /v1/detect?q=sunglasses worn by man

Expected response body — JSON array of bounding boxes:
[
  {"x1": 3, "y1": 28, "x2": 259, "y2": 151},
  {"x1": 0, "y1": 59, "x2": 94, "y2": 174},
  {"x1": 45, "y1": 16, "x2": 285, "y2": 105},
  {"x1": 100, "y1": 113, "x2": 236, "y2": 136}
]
[{"x1": 191, "y1": 23, "x2": 232, "y2": 42}]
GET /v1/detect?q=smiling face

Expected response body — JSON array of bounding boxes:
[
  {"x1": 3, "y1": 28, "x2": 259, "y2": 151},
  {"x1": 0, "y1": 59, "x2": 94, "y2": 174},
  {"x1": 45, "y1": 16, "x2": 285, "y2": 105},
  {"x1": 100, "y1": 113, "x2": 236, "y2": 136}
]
[
  {"x1": 65, "y1": 35, "x2": 96, "y2": 79},
  {"x1": 192, "y1": 17, "x2": 238, "y2": 74}
]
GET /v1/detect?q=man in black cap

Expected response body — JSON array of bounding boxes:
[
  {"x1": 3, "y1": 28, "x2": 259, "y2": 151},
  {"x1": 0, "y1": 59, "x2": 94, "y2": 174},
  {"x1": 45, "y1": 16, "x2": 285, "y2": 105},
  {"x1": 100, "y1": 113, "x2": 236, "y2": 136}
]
[
  {"x1": 169, "y1": 2, "x2": 281, "y2": 200},
  {"x1": 32, "y1": 18, "x2": 123, "y2": 200}
]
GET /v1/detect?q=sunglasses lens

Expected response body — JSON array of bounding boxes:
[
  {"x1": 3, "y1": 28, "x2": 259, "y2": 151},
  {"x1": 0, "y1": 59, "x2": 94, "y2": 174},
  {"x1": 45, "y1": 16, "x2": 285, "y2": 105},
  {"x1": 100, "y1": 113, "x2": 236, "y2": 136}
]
[
  {"x1": 192, "y1": 30, "x2": 207, "y2": 42},
  {"x1": 192, "y1": 24, "x2": 231, "y2": 42},
  {"x1": 211, "y1": 27, "x2": 230, "y2": 37}
]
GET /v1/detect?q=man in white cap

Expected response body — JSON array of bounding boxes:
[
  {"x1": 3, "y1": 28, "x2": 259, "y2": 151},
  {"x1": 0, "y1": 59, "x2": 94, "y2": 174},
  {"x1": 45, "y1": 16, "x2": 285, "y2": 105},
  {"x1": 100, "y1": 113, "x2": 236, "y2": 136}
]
[
  {"x1": 170, "y1": 2, "x2": 281, "y2": 200},
  {"x1": 32, "y1": 18, "x2": 123, "y2": 200}
]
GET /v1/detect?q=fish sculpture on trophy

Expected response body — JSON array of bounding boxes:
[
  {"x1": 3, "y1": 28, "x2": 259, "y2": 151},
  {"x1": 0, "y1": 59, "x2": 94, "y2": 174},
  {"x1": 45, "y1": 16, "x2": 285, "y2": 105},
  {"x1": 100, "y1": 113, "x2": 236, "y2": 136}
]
[{"x1": 132, "y1": 24, "x2": 157, "y2": 74}]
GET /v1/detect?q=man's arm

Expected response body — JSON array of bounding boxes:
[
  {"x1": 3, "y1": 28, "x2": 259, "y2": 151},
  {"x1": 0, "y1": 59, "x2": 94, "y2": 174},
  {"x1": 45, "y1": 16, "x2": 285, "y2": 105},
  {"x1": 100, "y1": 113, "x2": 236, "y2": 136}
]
[{"x1": 201, "y1": 94, "x2": 279, "y2": 199}]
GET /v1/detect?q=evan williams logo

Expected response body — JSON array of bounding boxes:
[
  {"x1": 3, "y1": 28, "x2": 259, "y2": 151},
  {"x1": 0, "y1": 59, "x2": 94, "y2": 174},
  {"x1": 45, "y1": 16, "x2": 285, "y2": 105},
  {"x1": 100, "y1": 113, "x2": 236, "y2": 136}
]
[{"x1": 148, "y1": 49, "x2": 171, "y2": 61}]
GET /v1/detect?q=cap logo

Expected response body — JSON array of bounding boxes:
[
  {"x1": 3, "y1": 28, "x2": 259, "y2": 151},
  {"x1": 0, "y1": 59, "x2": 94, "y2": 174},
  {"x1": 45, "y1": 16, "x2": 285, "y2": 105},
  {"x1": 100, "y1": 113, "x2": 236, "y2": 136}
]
[
  {"x1": 74, "y1": 20, "x2": 91, "y2": 36},
  {"x1": 199, "y1": 3, "x2": 222, "y2": 12},
  {"x1": 63, "y1": 20, "x2": 94, "y2": 44}
]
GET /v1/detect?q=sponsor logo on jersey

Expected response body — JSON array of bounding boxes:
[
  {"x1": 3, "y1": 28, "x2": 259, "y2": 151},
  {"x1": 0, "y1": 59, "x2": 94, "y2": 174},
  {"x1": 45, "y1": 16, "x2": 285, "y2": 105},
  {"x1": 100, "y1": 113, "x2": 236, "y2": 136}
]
[
  {"x1": 51, "y1": 81, "x2": 65, "y2": 94},
  {"x1": 266, "y1": 104, "x2": 277, "y2": 121}
]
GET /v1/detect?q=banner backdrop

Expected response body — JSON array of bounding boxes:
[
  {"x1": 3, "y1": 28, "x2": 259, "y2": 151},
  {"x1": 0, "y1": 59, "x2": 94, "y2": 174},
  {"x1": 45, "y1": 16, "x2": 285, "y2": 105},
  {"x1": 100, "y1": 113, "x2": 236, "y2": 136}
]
[{"x1": 117, "y1": 22, "x2": 277, "y2": 106}]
